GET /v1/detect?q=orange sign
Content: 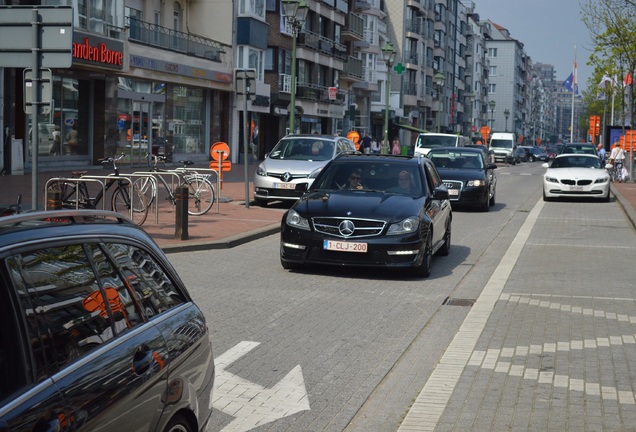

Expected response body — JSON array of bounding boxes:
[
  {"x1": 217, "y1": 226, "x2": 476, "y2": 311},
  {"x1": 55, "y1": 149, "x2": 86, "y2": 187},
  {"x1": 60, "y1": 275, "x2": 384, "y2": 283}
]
[
  {"x1": 210, "y1": 141, "x2": 230, "y2": 161},
  {"x1": 480, "y1": 126, "x2": 491, "y2": 143},
  {"x1": 209, "y1": 160, "x2": 232, "y2": 172},
  {"x1": 347, "y1": 130, "x2": 361, "y2": 150}
]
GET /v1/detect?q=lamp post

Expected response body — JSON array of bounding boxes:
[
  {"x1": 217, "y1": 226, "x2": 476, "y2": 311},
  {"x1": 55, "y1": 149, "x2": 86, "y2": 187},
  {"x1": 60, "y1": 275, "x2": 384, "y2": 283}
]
[
  {"x1": 435, "y1": 72, "x2": 445, "y2": 133},
  {"x1": 488, "y1": 100, "x2": 496, "y2": 131},
  {"x1": 381, "y1": 41, "x2": 396, "y2": 154},
  {"x1": 504, "y1": 108, "x2": 510, "y2": 132},
  {"x1": 282, "y1": 0, "x2": 308, "y2": 135}
]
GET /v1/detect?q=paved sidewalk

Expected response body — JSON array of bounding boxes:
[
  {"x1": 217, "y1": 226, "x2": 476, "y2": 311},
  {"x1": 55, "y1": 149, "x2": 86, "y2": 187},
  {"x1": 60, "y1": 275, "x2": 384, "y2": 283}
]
[{"x1": 0, "y1": 162, "x2": 284, "y2": 253}]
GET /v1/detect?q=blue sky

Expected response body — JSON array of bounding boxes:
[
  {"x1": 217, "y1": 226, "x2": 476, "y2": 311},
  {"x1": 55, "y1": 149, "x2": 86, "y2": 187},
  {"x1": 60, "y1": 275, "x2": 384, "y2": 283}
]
[{"x1": 472, "y1": 0, "x2": 594, "y2": 92}]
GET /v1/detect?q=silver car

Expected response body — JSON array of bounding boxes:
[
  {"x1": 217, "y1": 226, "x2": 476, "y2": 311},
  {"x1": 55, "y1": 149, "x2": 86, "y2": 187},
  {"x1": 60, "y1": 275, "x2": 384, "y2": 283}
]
[{"x1": 254, "y1": 134, "x2": 357, "y2": 205}]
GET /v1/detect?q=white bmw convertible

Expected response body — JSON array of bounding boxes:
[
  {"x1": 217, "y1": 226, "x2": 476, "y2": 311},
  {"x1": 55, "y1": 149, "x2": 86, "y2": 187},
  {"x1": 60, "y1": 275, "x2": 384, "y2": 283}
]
[{"x1": 542, "y1": 153, "x2": 610, "y2": 202}]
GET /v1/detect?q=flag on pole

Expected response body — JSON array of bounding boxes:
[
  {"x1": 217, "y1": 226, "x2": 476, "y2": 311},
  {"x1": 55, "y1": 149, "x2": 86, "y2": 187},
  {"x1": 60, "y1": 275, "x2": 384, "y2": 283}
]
[
  {"x1": 598, "y1": 74, "x2": 614, "y2": 88},
  {"x1": 624, "y1": 71, "x2": 633, "y2": 86},
  {"x1": 563, "y1": 73, "x2": 577, "y2": 94}
]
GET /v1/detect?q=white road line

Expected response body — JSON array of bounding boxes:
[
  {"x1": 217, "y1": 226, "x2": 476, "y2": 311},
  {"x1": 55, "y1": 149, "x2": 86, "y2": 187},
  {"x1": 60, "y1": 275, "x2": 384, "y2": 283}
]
[{"x1": 397, "y1": 199, "x2": 545, "y2": 431}]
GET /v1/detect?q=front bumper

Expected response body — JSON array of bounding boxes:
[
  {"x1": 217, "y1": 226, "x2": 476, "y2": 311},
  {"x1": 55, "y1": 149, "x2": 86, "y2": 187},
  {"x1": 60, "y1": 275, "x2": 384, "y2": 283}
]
[{"x1": 280, "y1": 224, "x2": 427, "y2": 268}]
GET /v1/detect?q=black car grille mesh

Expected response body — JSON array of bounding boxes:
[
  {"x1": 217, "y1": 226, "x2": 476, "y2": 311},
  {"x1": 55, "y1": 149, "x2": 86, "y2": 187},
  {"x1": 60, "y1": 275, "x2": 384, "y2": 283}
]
[
  {"x1": 442, "y1": 180, "x2": 463, "y2": 201},
  {"x1": 561, "y1": 179, "x2": 593, "y2": 186},
  {"x1": 312, "y1": 217, "x2": 386, "y2": 239}
]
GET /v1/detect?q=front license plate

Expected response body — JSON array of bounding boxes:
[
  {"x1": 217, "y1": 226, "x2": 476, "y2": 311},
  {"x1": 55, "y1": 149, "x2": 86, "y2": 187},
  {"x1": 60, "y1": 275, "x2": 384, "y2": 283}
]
[
  {"x1": 273, "y1": 182, "x2": 296, "y2": 189},
  {"x1": 323, "y1": 240, "x2": 368, "y2": 253},
  {"x1": 569, "y1": 186, "x2": 584, "y2": 191},
  {"x1": 448, "y1": 189, "x2": 459, "y2": 196}
]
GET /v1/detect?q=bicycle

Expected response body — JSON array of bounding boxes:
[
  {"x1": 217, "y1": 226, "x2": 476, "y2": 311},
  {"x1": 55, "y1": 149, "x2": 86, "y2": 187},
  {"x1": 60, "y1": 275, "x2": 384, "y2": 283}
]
[
  {"x1": 607, "y1": 159, "x2": 624, "y2": 183},
  {"x1": 136, "y1": 154, "x2": 215, "y2": 216},
  {"x1": 0, "y1": 194, "x2": 24, "y2": 217},
  {"x1": 48, "y1": 154, "x2": 148, "y2": 225}
]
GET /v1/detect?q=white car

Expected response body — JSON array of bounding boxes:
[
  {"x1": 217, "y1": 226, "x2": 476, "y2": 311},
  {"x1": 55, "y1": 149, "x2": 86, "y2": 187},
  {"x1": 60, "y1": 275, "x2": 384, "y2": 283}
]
[
  {"x1": 253, "y1": 134, "x2": 357, "y2": 205},
  {"x1": 542, "y1": 153, "x2": 610, "y2": 202}
]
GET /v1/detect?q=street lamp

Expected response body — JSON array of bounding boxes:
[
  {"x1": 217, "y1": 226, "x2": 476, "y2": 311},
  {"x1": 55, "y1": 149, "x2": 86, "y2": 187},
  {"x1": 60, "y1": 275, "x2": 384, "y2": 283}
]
[
  {"x1": 504, "y1": 108, "x2": 510, "y2": 132},
  {"x1": 381, "y1": 41, "x2": 396, "y2": 154},
  {"x1": 488, "y1": 100, "x2": 496, "y2": 131},
  {"x1": 282, "y1": 0, "x2": 308, "y2": 135},
  {"x1": 435, "y1": 72, "x2": 445, "y2": 133}
]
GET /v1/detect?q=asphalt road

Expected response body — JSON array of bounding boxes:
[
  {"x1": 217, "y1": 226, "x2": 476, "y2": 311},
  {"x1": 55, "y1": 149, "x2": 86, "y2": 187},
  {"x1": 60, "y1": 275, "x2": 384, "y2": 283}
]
[{"x1": 168, "y1": 161, "x2": 636, "y2": 432}]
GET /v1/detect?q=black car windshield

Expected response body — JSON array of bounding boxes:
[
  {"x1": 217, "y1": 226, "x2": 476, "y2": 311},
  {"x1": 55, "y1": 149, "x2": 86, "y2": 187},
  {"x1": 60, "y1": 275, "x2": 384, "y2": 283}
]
[
  {"x1": 311, "y1": 161, "x2": 426, "y2": 196},
  {"x1": 428, "y1": 150, "x2": 484, "y2": 170},
  {"x1": 490, "y1": 139, "x2": 512, "y2": 149},
  {"x1": 268, "y1": 138, "x2": 335, "y2": 161},
  {"x1": 550, "y1": 156, "x2": 602, "y2": 169}
]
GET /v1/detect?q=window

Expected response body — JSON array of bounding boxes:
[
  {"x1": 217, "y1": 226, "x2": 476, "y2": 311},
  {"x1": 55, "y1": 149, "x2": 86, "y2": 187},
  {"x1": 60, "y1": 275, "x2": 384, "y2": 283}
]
[
  {"x1": 489, "y1": 65, "x2": 497, "y2": 76},
  {"x1": 265, "y1": 48, "x2": 274, "y2": 71},
  {"x1": 238, "y1": 46, "x2": 264, "y2": 81},
  {"x1": 489, "y1": 83, "x2": 496, "y2": 93},
  {"x1": 488, "y1": 47, "x2": 497, "y2": 58},
  {"x1": 238, "y1": 0, "x2": 265, "y2": 19}
]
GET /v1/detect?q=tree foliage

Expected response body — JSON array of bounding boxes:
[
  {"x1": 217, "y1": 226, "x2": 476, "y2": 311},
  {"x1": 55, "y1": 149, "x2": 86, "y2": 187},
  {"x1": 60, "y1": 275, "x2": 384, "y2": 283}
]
[{"x1": 580, "y1": 0, "x2": 636, "y2": 130}]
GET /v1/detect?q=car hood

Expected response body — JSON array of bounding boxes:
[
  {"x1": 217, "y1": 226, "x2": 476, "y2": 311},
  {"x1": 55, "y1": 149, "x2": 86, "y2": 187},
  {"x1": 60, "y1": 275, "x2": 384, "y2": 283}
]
[
  {"x1": 545, "y1": 167, "x2": 607, "y2": 179},
  {"x1": 436, "y1": 168, "x2": 487, "y2": 182},
  {"x1": 293, "y1": 191, "x2": 427, "y2": 222},
  {"x1": 262, "y1": 158, "x2": 328, "y2": 174}
]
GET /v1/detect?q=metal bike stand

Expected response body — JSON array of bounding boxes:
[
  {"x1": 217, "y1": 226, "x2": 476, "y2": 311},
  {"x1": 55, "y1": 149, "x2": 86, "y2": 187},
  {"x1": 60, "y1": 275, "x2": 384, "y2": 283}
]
[
  {"x1": 80, "y1": 174, "x2": 134, "y2": 219},
  {"x1": 130, "y1": 171, "x2": 182, "y2": 223},
  {"x1": 173, "y1": 167, "x2": 220, "y2": 211},
  {"x1": 44, "y1": 177, "x2": 106, "y2": 210}
]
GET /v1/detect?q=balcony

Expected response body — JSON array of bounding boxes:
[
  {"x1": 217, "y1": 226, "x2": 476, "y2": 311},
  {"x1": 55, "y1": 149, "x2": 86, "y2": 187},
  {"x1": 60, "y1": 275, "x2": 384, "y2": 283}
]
[
  {"x1": 278, "y1": 76, "x2": 345, "y2": 105},
  {"x1": 342, "y1": 56, "x2": 364, "y2": 81},
  {"x1": 341, "y1": 12, "x2": 364, "y2": 42},
  {"x1": 298, "y1": 30, "x2": 348, "y2": 61},
  {"x1": 126, "y1": 17, "x2": 226, "y2": 63},
  {"x1": 404, "y1": 50, "x2": 420, "y2": 67}
]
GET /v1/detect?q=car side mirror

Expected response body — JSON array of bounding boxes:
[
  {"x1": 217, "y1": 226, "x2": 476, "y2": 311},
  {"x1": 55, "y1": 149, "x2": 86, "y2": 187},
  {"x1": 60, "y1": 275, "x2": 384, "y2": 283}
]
[
  {"x1": 541, "y1": 162, "x2": 550, "y2": 168},
  {"x1": 487, "y1": 163, "x2": 497, "y2": 170},
  {"x1": 433, "y1": 186, "x2": 449, "y2": 200}
]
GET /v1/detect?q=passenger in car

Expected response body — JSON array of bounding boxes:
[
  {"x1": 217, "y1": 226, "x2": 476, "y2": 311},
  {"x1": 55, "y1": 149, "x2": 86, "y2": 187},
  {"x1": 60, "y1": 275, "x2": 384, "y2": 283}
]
[
  {"x1": 388, "y1": 170, "x2": 416, "y2": 194},
  {"x1": 343, "y1": 169, "x2": 364, "y2": 189}
]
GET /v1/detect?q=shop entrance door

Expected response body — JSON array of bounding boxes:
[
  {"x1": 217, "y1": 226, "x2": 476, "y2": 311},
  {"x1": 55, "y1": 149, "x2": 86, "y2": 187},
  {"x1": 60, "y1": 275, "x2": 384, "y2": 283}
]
[{"x1": 128, "y1": 100, "x2": 152, "y2": 165}]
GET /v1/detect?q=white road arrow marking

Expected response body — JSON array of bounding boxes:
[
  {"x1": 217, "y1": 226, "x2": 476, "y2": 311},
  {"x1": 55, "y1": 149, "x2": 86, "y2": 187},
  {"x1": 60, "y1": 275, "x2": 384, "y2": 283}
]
[{"x1": 212, "y1": 341, "x2": 310, "y2": 432}]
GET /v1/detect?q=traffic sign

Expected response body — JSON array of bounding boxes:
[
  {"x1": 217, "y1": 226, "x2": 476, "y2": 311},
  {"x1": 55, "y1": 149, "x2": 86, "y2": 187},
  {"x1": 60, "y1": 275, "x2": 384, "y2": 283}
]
[
  {"x1": 0, "y1": 6, "x2": 73, "y2": 68},
  {"x1": 210, "y1": 141, "x2": 230, "y2": 161}
]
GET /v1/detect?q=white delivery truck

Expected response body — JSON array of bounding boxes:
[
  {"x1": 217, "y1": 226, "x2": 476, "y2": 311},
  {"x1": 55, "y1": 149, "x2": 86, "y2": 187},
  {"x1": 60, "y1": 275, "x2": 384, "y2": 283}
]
[{"x1": 413, "y1": 133, "x2": 470, "y2": 156}]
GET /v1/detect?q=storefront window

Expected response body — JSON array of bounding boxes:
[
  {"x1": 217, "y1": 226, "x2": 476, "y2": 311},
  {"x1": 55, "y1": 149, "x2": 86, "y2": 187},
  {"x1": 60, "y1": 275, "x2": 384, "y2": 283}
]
[
  {"x1": 168, "y1": 85, "x2": 205, "y2": 155},
  {"x1": 34, "y1": 76, "x2": 89, "y2": 158}
]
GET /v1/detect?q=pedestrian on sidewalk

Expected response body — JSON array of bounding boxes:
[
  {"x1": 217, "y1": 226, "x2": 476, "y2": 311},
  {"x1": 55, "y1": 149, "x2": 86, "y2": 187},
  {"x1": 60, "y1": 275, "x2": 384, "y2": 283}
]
[{"x1": 597, "y1": 143, "x2": 606, "y2": 166}]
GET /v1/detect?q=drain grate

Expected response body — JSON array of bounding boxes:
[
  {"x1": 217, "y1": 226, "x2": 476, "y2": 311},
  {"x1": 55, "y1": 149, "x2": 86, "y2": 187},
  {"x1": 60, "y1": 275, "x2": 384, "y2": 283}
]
[{"x1": 443, "y1": 297, "x2": 476, "y2": 307}]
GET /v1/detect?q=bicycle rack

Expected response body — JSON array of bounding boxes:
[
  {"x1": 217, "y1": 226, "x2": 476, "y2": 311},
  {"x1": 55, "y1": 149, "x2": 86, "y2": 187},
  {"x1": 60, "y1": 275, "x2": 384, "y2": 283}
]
[
  {"x1": 130, "y1": 171, "x2": 183, "y2": 223},
  {"x1": 79, "y1": 174, "x2": 138, "y2": 220},
  {"x1": 173, "y1": 167, "x2": 221, "y2": 212},
  {"x1": 45, "y1": 177, "x2": 107, "y2": 210}
]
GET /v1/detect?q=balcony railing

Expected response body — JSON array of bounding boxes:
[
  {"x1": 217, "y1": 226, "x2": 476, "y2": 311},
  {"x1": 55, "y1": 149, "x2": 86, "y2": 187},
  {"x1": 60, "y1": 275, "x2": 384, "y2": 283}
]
[
  {"x1": 279, "y1": 74, "x2": 345, "y2": 104},
  {"x1": 364, "y1": 68, "x2": 377, "y2": 83},
  {"x1": 343, "y1": 56, "x2": 364, "y2": 80},
  {"x1": 402, "y1": 81, "x2": 418, "y2": 96},
  {"x1": 404, "y1": 50, "x2": 420, "y2": 66},
  {"x1": 126, "y1": 17, "x2": 226, "y2": 63},
  {"x1": 344, "y1": 13, "x2": 364, "y2": 39},
  {"x1": 298, "y1": 30, "x2": 348, "y2": 60}
]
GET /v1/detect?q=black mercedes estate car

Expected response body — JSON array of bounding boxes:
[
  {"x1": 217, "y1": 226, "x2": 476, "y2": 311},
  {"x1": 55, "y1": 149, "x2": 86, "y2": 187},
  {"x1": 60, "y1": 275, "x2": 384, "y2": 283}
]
[
  {"x1": 0, "y1": 210, "x2": 214, "y2": 432},
  {"x1": 280, "y1": 153, "x2": 452, "y2": 277}
]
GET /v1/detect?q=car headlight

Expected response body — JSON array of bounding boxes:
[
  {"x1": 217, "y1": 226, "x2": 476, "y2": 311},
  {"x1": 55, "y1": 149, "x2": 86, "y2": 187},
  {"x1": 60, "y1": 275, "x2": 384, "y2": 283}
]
[
  {"x1": 545, "y1": 176, "x2": 559, "y2": 183},
  {"x1": 387, "y1": 216, "x2": 420, "y2": 235},
  {"x1": 308, "y1": 167, "x2": 323, "y2": 179},
  {"x1": 285, "y1": 209, "x2": 310, "y2": 230},
  {"x1": 594, "y1": 176, "x2": 609, "y2": 184},
  {"x1": 467, "y1": 180, "x2": 485, "y2": 186},
  {"x1": 256, "y1": 163, "x2": 267, "y2": 176}
]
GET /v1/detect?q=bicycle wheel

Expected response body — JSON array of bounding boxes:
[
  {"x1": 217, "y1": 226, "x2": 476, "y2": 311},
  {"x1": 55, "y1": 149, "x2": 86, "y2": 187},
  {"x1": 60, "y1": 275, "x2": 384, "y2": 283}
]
[
  {"x1": 134, "y1": 176, "x2": 157, "y2": 207},
  {"x1": 111, "y1": 184, "x2": 148, "y2": 225},
  {"x1": 184, "y1": 176, "x2": 214, "y2": 215}
]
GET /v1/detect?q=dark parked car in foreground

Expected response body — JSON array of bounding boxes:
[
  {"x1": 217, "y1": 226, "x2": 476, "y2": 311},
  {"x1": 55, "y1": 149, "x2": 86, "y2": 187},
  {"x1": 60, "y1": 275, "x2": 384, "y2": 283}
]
[
  {"x1": 427, "y1": 147, "x2": 497, "y2": 211},
  {"x1": 280, "y1": 154, "x2": 452, "y2": 277},
  {"x1": 0, "y1": 211, "x2": 214, "y2": 432}
]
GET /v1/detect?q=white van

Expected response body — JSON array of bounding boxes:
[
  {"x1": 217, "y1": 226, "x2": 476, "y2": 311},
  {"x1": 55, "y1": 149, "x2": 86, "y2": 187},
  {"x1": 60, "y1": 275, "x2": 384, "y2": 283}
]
[
  {"x1": 489, "y1": 132, "x2": 517, "y2": 165},
  {"x1": 414, "y1": 133, "x2": 470, "y2": 156}
]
